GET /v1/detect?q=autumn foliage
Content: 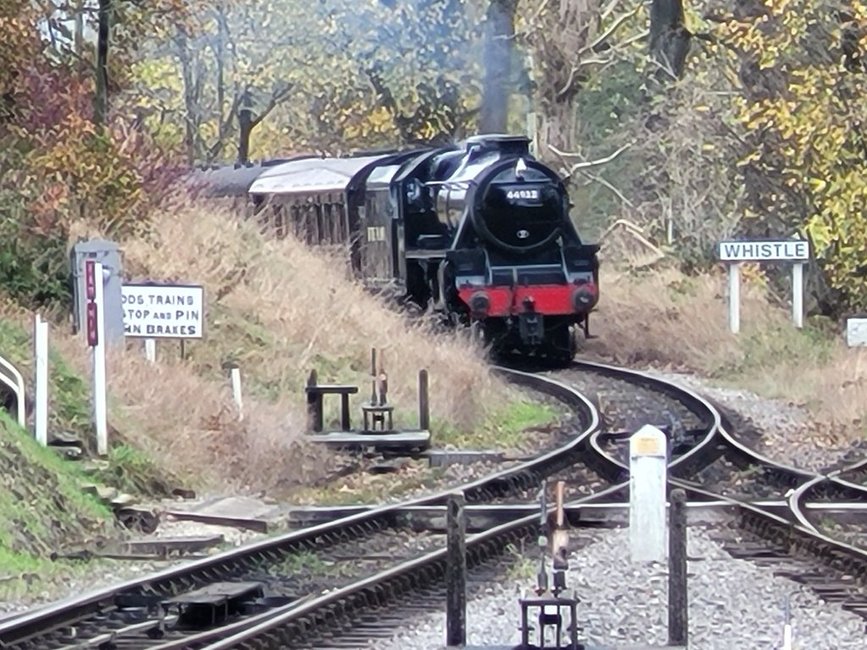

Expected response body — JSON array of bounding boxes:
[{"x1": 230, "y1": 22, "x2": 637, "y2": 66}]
[
  {"x1": 0, "y1": 0, "x2": 865, "y2": 318},
  {"x1": 567, "y1": 0, "x2": 866, "y2": 316},
  {"x1": 0, "y1": 2, "x2": 182, "y2": 308},
  {"x1": 717, "y1": 0, "x2": 867, "y2": 311}
]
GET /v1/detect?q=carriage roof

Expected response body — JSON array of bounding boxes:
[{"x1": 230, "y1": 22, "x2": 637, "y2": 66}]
[
  {"x1": 187, "y1": 165, "x2": 269, "y2": 198},
  {"x1": 248, "y1": 155, "x2": 394, "y2": 197},
  {"x1": 186, "y1": 155, "x2": 316, "y2": 198}
]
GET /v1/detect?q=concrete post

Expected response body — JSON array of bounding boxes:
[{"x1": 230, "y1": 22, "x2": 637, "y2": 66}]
[{"x1": 629, "y1": 425, "x2": 668, "y2": 562}]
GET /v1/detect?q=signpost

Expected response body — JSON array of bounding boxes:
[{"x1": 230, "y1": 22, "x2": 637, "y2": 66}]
[
  {"x1": 718, "y1": 238, "x2": 809, "y2": 334},
  {"x1": 847, "y1": 318, "x2": 867, "y2": 347},
  {"x1": 121, "y1": 283, "x2": 205, "y2": 339},
  {"x1": 121, "y1": 283, "x2": 205, "y2": 360},
  {"x1": 86, "y1": 260, "x2": 108, "y2": 456}
]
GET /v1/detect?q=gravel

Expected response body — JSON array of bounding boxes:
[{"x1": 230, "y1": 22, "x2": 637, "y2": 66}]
[
  {"x1": 642, "y1": 369, "x2": 865, "y2": 473},
  {"x1": 370, "y1": 523, "x2": 865, "y2": 649}
]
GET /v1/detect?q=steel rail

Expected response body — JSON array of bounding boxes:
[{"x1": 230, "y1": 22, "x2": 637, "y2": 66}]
[
  {"x1": 11, "y1": 359, "x2": 864, "y2": 649},
  {"x1": 166, "y1": 362, "x2": 735, "y2": 648},
  {"x1": 198, "y1": 484, "x2": 630, "y2": 650},
  {"x1": 0, "y1": 366, "x2": 600, "y2": 649},
  {"x1": 215, "y1": 362, "x2": 867, "y2": 649},
  {"x1": 580, "y1": 364, "x2": 867, "y2": 595}
]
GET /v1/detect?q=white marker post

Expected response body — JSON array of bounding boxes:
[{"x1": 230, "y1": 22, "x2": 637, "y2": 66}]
[
  {"x1": 144, "y1": 338, "x2": 156, "y2": 363},
  {"x1": 86, "y1": 260, "x2": 108, "y2": 456},
  {"x1": 847, "y1": 318, "x2": 867, "y2": 347},
  {"x1": 629, "y1": 425, "x2": 668, "y2": 563},
  {"x1": 782, "y1": 595, "x2": 794, "y2": 650},
  {"x1": 33, "y1": 314, "x2": 49, "y2": 446},
  {"x1": 231, "y1": 367, "x2": 243, "y2": 420},
  {"x1": 718, "y1": 238, "x2": 810, "y2": 334}
]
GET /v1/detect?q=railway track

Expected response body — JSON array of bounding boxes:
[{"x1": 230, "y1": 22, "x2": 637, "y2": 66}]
[
  {"x1": 0, "y1": 367, "x2": 603, "y2": 650},
  {"x1": 3, "y1": 361, "x2": 867, "y2": 649}
]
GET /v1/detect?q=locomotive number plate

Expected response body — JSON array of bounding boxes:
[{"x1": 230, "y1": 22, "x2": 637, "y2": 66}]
[{"x1": 506, "y1": 189, "x2": 540, "y2": 200}]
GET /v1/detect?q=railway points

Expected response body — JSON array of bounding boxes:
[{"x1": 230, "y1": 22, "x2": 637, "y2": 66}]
[{"x1": 2, "y1": 360, "x2": 867, "y2": 648}]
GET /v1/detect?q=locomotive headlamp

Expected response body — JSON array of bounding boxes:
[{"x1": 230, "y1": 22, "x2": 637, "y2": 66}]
[
  {"x1": 572, "y1": 282, "x2": 598, "y2": 311},
  {"x1": 469, "y1": 291, "x2": 491, "y2": 316}
]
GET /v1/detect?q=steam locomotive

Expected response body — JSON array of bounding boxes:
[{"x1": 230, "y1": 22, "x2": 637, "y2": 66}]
[{"x1": 192, "y1": 134, "x2": 600, "y2": 361}]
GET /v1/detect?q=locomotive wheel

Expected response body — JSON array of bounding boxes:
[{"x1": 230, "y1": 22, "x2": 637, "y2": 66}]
[{"x1": 545, "y1": 323, "x2": 576, "y2": 365}]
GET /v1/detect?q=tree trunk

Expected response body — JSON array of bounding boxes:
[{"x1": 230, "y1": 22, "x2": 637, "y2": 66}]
[
  {"x1": 522, "y1": 0, "x2": 601, "y2": 159},
  {"x1": 537, "y1": 99, "x2": 580, "y2": 159},
  {"x1": 94, "y1": 0, "x2": 111, "y2": 128},
  {"x1": 237, "y1": 90, "x2": 253, "y2": 165},
  {"x1": 479, "y1": 0, "x2": 517, "y2": 133},
  {"x1": 175, "y1": 31, "x2": 199, "y2": 164},
  {"x1": 649, "y1": 0, "x2": 692, "y2": 81}
]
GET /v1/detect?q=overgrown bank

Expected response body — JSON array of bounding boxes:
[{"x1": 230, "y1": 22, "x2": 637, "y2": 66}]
[
  {"x1": 1, "y1": 201, "x2": 558, "y2": 502},
  {"x1": 0, "y1": 411, "x2": 112, "y2": 598},
  {"x1": 585, "y1": 260, "x2": 867, "y2": 443}
]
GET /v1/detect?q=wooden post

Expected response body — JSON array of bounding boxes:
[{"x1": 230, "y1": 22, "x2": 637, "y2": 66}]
[
  {"x1": 369, "y1": 348, "x2": 377, "y2": 404},
  {"x1": 446, "y1": 492, "x2": 466, "y2": 647},
  {"x1": 792, "y1": 262, "x2": 804, "y2": 328},
  {"x1": 727, "y1": 263, "x2": 741, "y2": 334},
  {"x1": 340, "y1": 392, "x2": 351, "y2": 430},
  {"x1": 552, "y1": 480, "x2": 568, "y2": 573},
  {"x1": 144, "y1": 338, "x2": 156, "y2": 363},
  {"x1": 418, "y1": 369, "x2": 429, "y2": 431},
  {"x1": 231, "y1": 367, "x2": 243, "y2": 421},
  {"x1": 306, "y1": 369, "x2": 323, "y2": 432},
  {"x1": 90, "y1": 261, "x2": 108, "y2": 456},
  {"x1": 668, "y1": 488, "x2": 688, "y2": 646}
]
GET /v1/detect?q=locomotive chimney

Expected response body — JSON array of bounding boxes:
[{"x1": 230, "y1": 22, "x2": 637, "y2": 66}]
[{"x1": 463, "y1": 134, "x2": 531, "y2": 157}]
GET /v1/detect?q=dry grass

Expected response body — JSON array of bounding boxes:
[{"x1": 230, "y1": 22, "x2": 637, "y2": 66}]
[
  {"x1": 54, "y1": 201, "x2": 519, "y2": 495},
  {"x1": 585, "y1": 242, "x2": 867, "y2": 442}
]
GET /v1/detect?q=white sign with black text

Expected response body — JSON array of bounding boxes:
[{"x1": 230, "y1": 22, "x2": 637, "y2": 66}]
[
  {"x1": 122, "y1": 284, "x2": 204, "y2": 339},
  {"x1": 719, "y1": 239, "x2": 810, "y2": 262},
  {"x1": 718, "y1": 238, "x2": 809, "y2": 334}
]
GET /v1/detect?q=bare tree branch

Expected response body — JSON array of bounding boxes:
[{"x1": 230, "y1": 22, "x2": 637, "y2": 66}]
[
  {"x1": 250, "y1": 83, "x2": 295, "y2": 128},
  {"x1": 550, "y1": 141, "x2": 634, "y2": 174},
  {"x1": 577, "y1": 169, "x2": 635, "y2": 208},
  {"x1": 578, "y1": 5, "x2": 641, "y2": 56}
]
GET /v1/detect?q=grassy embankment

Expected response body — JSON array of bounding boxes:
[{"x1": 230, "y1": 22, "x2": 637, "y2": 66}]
[
  {"x1": 0, "y1": 409, "x2": 112, "y2": 599},
  {"x1": 0, "y1": 201, "x2": 560, "y2": 593},
  {"x1": 0, "y1": 200, "x2": 558, "y2": 520}
]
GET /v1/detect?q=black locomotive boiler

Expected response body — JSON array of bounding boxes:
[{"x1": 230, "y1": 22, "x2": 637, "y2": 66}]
[{"x1": 192, "y1": 134, "x2": 600, "y2": 361}]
